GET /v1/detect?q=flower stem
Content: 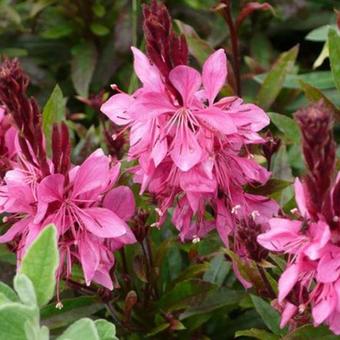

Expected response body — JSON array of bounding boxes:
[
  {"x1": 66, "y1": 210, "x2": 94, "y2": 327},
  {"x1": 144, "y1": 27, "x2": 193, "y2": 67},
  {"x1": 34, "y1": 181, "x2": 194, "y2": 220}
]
[{"x1": 219, "y1": 0, "x2": 241, "y2": 96}]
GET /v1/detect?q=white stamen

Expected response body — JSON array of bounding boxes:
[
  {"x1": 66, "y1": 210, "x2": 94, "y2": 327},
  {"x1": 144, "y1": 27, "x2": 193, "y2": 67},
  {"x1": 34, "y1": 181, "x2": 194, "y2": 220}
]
[
  {"x1": 298, "y1": 304, "x2": 305, "y2": 313},
  {"x1": 333, "y1": 216, "x2": 339, "y2": 222},
  {"x1": 150, "y1": 222, "x2": 160, "y2": 228},
  {"x1": 56, "y1": 302, "x2": 63, "y2": 310},
  {"x1": 155, "y1": 208, "x2": 163, "y2": 216},
  {"x1": 231, "y1": 205, "x2": 241, "y2": 214},
  {"x1": 251, "y1": 210, "x2": 260, "y2": 220},
  {"x1": 192, "y1": 235, "x2": 200, "y2": 244},
  {"x1": 290, "y1": 208, "x2": 299, "y2": 214}
]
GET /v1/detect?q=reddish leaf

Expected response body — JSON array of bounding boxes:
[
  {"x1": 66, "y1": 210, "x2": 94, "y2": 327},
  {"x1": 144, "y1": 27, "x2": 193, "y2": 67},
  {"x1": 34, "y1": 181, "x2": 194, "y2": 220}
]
[
  {"x1": 336, "y1": 9, "x2": 340, "y2": 30},
  {"x1": 236, "y1": 2, "x2": 275, "y2": 30}
]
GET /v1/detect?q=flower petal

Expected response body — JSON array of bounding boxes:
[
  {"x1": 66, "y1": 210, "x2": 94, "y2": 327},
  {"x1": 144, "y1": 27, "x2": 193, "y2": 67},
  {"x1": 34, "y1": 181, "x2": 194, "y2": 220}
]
[
  {"x1": 202, "y1": 49, "x2": 227, "y2": 104},
  {"x1": 0, "y1": 218, "x2": 29, "y2": 243},
  {"x1": 79, "y1": 235, "x2": 100, "y2": 286},
  {"x1": 317, "y1": 252, "x2": 340, "y2": 283},
  {"x1": 79, "y1": 207, "x2": 128, "y2": 238},
  {"x1": 195, "y1": 107, "x2": 237, "y2": 135},
  {"x1": 278, "y1": 264, "x2": 299, "y2": 303},
  {"x1": 169, "y1": 65, "x2": 201, "y2": 106},
  {"x1": 103, "y1": 186, "x2": 136, "y2": 221},
  {"x1": 170, "y1": 127, "x2": 202, "y2": 171},
  {"x1": 280, "y1": 302, "x2": 297, "y2": 328},
  {"x1": 128, "y1": 91, "x2": 175, "y2": 121},
  {"x1": 312, "y1": 284, "x2": 336, "y2": 325},
  {"x1": 131, "y1": 47, "x2": 163, "y2": 91},
  {"x1": 228, "y1": 103, "x2": 270, "y2": 131},
  {"x1": 37, "y1": 174, "x2": 65, "y2": 203},
  {"x1": 72, "y1": 149, "x2": 110, "y2": 197},
  {"x1": 101, "y1": 93, "x2": 133, "y2": 126},
  {"x1": 294, "y1": 178, "x2": 309, "y2": 218}
]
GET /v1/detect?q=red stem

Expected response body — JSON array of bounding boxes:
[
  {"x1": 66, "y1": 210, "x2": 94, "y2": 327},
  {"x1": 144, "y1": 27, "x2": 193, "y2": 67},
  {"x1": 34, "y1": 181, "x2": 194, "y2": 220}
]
[{"x1": 219, "y1": 1, "x2": 241, "y2": 96}]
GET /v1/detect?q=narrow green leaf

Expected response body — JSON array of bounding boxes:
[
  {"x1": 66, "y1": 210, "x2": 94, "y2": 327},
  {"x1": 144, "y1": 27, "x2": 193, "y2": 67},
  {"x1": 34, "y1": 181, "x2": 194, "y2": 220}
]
[
  {"x1": 20, "y1": 225, "x2": 59, "y2": 307},
  {"x1": 250, "y1": 295, "x2": 285, "y2": 336},
  {"x1": 42, "y1": 84, "x2": 66, "y2": 155},
  {"x1": 283, "y1": 324, "x2": 339, "y2": 339},
  {"x1": 255, "y1": 71, "x2": 335, "y2": 90},
  {"x1": 41, "y1": 296, "x2": 104, "y2": 330},
  {"x1": 175, "y1": 20, "x2": 213, "y2": 65},
  {"x1": 257, "y1": 46, "x2": 299, "y2": 110},
  {"x1": 328, "y1": 28, "x2": 340, "y2": 93},
  {"x1": 246, "y1": 178, "x2": 292, "y2": 196},
  {"x1": 71, "y1": 41, "x2": 97, "y2": 97},
  {"x1": 299, "y1": 80, "x2": 340, "y2": 121},
  {"x1": 203, "y1": 254, "x2": 231, "y2": 286},
  {"x1": 95, "y1": 319, "x2": 118, "y2": 340},
  {"x1": 268, "y1": 112, "x2": 300, "y2": 143},
  {"x1": 236, "y1": 328, "x2": 280, "y2": 340},
  {"x1": 306, "y1": 25, "x2": 335, "y2": 42},
  {"x1": 90, "y1": 23, "x2": 110, "y2": 36},
  {"x1": 13, "y1": 274, "x2": 37, "y2": 306},
  {"x1": 180, "y1": 287, "x2": 244, "y2": 319},
  {"x1": 146, "y1": 323, "x2": 170, "y2": 337},
  {"x1": 57, "y1": 318, "x2": 99, "y2": 340}
]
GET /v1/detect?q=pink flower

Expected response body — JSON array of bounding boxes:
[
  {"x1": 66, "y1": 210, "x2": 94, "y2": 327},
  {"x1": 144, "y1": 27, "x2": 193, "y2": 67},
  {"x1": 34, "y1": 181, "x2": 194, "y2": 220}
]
[
  {"x1": 101, "y1": 47, "x2": 275, "y2": 246},
  {"x1": 0, "y1": 149, "x2": 136, "y2": 290},
  {"x1": 34, "y1": 150, "x2": 136, "y2": 288}
]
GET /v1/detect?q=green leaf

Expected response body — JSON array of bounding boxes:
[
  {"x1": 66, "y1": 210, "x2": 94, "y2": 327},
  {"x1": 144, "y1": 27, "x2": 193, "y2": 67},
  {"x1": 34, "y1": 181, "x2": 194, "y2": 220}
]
[
  {"x1": 41, "y1": 296, "x2": 104, "y2": 330},
  {"x1": 255, "y1": 71, "x2": 335, "y2": 90},
  {"x1": 246, "y1": 178, "x2": 292, "y2": 196},
  {"x1": 57, "y1": 318, "x2": 99, "y2": 340},
  {"x1": 299, "y1": 80, "x2": 340, "y2": 121},
  {"x1": 71, "y1": 41, "x2": 97, "y2": 97},
  {"x1": 38, "y1": 326, "x2": 50, "y2": 340},
  {"x1": 306, "y1": 25, "x2": 336, "y2": 42},
  {"x1": 0, "y1": 292, "x2": 12, "y2": 305},
  {"x1": 0, "y1": 303, "x2": 36, "y2": 340},
  {"x1": 0, "y1": 282, "x2": 18, "y2": 302},
  {"x1": 95, "y1": 319, "x2": 118, "y2": 340},
  {"x1": 13, "y1": 274, "x2": 37, "y2": 306},
  {"x1": 313, "y1": 42, "x2": 329, "y2": 69},
  {"x1": 203, "y1": 254, "x2": 231, "y2": 286},
  {"x1": 20, "y1": 225, "x2": 59, "y2": 307},
  {"x1": 0, "y1": 244, "x2": 16, "y2": 264},
  {"x1": 41, "y1": 22, "x2": 74, "y2": 39},
  {"x1": 328, "y1": 28, "x2": 340, "y2": 93},
  {"x1": 283, "y1": 324, "x2": 339, "y2": 339},
  {"x1": 159, "y1": 280, "x2": 214, "y2": 312},
  {"x1": 146, "y1": 323, "x2": 170, "y2": 337},
  {"x1": 256, "y1": 46, "x2": 299, "y2": 110},
  {"x1": 180, "y1": 287, "x2": 244, "y2": 319},
  {"x1": 236, "y1": 328, "x2": 280, "y2": 340},
  {"x1": 268, "y1": 112, "x2": 300, "y2": 143},
  {"x1": 175, "y1": 20, "x2": 213, "y2": 65},
  {"x1": 90, "y1": 23, "x2": 110, "y2": 36},
  {"x1": 250, "y1": 295, "x2": 285, "y2": 336},
  {"x1": 92, "y1": 3, "x2": 106, "y2": 18},
  {"x1": 42, "y1": 84, "x2": 66, "y2": 155}
]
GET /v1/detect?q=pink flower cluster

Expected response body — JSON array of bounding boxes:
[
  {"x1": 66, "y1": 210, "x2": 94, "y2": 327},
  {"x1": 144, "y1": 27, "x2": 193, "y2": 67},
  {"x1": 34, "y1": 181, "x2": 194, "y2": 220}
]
[
  {"x1": 102, "y1": 48, "x2": 278, "y2": 244},
  {"x1": 0, "y1": 134, "x2": 136, "y2": 290},
  {"x1": 258, "y1": 178, "x2": 340, "y2": 333}
]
